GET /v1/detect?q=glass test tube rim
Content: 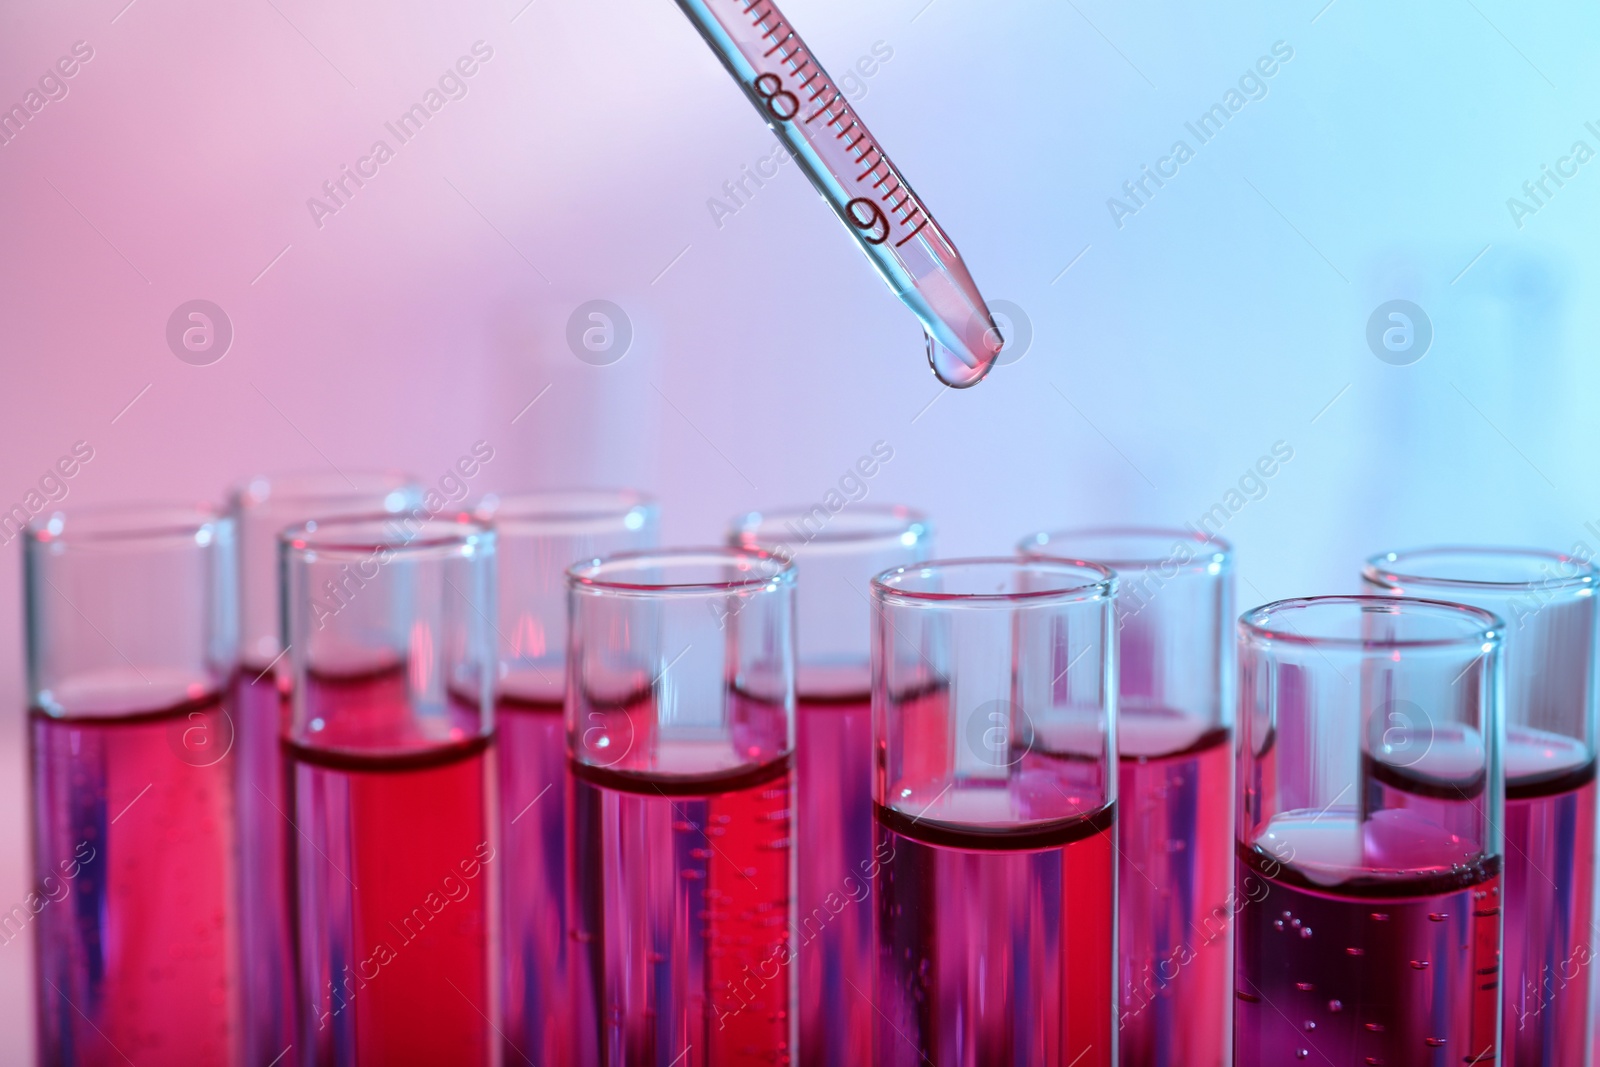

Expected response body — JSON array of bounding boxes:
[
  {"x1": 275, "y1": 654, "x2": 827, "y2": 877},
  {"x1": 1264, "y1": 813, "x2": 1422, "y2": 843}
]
[
  {"x1": 280, "y1": 512, "x2": 493, "y2": 561},
  {"x1": 730, "y1": 503, "x2": 930, "y2": 556},
  {"x1": 1019, "y1": 524, "x2": 1232, "y2": 574},
  {"x1": 475, "y1": 487, "x2": 658, "y2": 536},
  {"x1": 567, "y1": 545, "x2": 794, "y2": 597},
  {"x1": 872, "y1": 555, "x2": 1115, "y2": 607},
  {"x1": 1364, "y1": 543, "x2": 1599, "y2": 595},
  {"x1": 26, "y1": 499, "x2": 227, "y2": 548},
  {"x1": 1241, "y1": 593, "x2": 1504, "y2": 652}
]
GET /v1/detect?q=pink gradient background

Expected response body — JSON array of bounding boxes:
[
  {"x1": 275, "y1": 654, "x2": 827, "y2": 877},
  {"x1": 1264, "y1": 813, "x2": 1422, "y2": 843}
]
[{"x1": 4, "y1": 0, "x2": 1600, "y2": 1058}]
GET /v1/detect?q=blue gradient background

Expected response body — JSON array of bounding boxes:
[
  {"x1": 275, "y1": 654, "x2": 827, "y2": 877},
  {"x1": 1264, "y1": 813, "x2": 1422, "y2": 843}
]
[{"x1": 1, "y1": 0, "x2": 1597, "y2": 1053}]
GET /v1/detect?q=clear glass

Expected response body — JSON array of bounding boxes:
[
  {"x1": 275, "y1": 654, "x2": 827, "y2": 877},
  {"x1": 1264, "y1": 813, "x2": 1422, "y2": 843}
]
[
  {"x1": 227, "y1": 469, "x2": 423, "y2": 1066},
  {"x1": 281, "y1": 515, "x2": 497, "y2": 1067},
  {"x1": 871, "y1": 558, "x2": 1118, "y2": 1066},
  {"x1": 566, "y1": 548, "x2": 796, "y2": 1064},
  {"x1": 1235, "y1": 595, "x2": 1505, "y2": 1065},
  {"x1": 730, "y1": 504, "x2": 930, "y2": 1067},
  {"x1": 476, "y1": 490, "x2": 657, "y2": 1065},
  {"x1": 25, "y1": 503, "x2": 242, "y2": 1065},
  {"x1": 670, "y1": 0, "x2": 1003, "y2": 386},
  {"x1": 1365, "y1": 547, "x2": 1598, "y2": 1066},
  {"x1": 1021, "y1": 527, "x2": 1233, "y2": 1067}
]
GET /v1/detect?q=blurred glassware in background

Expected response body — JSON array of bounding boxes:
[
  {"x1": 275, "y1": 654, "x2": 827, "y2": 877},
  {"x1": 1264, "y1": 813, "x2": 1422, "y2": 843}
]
[
  {"x1": 25, "y1": 503, "x2": 241, "y2": 1065},
  {"x1": 566, "y1": 548, "x2": 796, "y2": 1063},
  {"x1": 730, "y1": 504, "x2": 930, "y2": 1067},
  {"x1": 871, "y1": 558, "x2": 1118, "y2": 1066},
  {"x1": 1234, "y1": 595, "x2": 1504, "y2": 1064},
  {"x1": 474, "y1": 489, "x2": 657, "y2": 1065},
  {"x1": 227, "y1": 470, "x2": 424, "y2": 1067},
  {"x1": 1364, "y1": 548, "x2": 1598, "y2": 1067},
  {"x1": 280, "y1": 515, "x2": 497, "y2": 1066},
  {"x1": 1021, "y1": 527, "x2": 1234, "y2": 1067}
]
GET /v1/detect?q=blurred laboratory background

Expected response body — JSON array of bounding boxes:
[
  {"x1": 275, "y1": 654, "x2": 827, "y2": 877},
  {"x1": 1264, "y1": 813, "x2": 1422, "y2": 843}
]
[{"x1": 1, "y1": 0, "x2": 1597, "y2": 1054}]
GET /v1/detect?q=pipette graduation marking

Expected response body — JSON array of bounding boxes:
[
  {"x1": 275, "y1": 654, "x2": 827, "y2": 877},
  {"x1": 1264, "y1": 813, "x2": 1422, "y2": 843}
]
[{"x1": 674, "y1": 0, "x2": 1006, "y2": 387}]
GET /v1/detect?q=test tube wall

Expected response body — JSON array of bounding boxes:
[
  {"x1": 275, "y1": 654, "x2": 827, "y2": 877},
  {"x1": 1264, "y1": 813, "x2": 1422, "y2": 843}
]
[
  {"x1": 566, "y1": 548, "x2": 797, "y2": 1064},
  {"x1": 871, "y1": 557, "x2": 1119, "y2": 1066},
  {"x1": 1234, "y1": 595, "x2": 1505, "y2": 1064},
  {"x1": 477, "y1": 490, "x2": 657, "y2": 1065},
  {"x1": 1022, "y1": 528, "x2": 1234, "y2": 1067},
  {"x1": 26, "y1": 504, "x2": 242, "y2": 1065},
  {"x1": 228, "y1": 470, "x2": 423, "y2": 1066},
  {"x1": 280, "y1": 515, "x2": 498, "y2": 1066},
  {"x1": 730, "y1": 504, "x2": 931, "y2": 1067},
  {"x1": 1365, "y1": 548, "x2": 1599, "y2": 1067}
]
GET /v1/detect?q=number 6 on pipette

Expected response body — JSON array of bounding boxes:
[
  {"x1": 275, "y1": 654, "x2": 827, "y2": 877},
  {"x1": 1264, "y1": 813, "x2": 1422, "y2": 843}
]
[{"x1": 674, "y1": 0, "x2": 1006, "y2": 387}]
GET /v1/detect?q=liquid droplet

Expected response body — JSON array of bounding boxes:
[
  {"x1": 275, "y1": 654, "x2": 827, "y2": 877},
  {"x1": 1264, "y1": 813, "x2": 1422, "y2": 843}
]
[
  {"x1": 925, "y1": 324, "x2": 1003, "y2": 389},
  {"x1": 1328, "y1": 999, "x2": 1343, "y2": 1012}
]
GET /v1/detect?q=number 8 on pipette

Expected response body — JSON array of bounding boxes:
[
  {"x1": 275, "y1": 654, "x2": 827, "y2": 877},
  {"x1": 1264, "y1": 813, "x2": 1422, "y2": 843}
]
[{"x1": 674, "y1": 0, "x2": 1006, "y2": 387}]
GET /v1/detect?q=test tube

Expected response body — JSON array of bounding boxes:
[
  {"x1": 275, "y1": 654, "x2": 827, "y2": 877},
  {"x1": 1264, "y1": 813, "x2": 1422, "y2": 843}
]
[
  {"x1": 566, "y1": 548, "x2": 796, "y2": 1064},
  {"x1": 227, "y1": 470, "x2": 423, "y2": 1066},
  {"x1": 871, "y1": 558, "x2": 1119, "y2": 1066},
  {"x1": 1363, "y1": 548, "x2": 1598, "y2": 1066},
  {"x1": 26, "y1": 504, "x2": 241, "y2": 1064},
  {"x1": 1235, "y1": 596, "x2": 1504, "y2": 1064},
  {"x1": 474, "y1": 490, "x2": 658, "y2": 1065},
  {"x1": 729, "y1": 505, "x2": 931, "y2": 1067},
  {"x1": 281, "y1": 515, "x2": 497, "y2": 1066},
  {"x1": 1020, "y1": 528, "x2": 1233, "y2": 1067}
]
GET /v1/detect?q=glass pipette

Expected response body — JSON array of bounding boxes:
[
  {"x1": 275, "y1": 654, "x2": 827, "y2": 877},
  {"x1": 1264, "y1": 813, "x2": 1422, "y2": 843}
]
[{"x1": 674, "y1": 0, "x2": 1006, "y2": 387}]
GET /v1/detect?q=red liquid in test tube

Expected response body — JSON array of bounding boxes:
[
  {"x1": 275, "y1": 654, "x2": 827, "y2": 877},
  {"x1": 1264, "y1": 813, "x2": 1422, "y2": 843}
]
[
  {"x1": 281, "y1": 515, "x2": 497, "y2": 1067},
  {"x1": 871, "y1": 559, "x2": 1119, "y2": 1066},
  {"x1": 25, "y1": 505, "x2": 242, "y2": 1066},
  {"x1": 565, "y1": 548, "x2": 798, "y2": 1065},
  {"x1": 1234, "y1": 596, "x2": 1505, "y2": 1065},
  {"x1": 1023, "y1": 527, "x2": 1235, "y2": 1067}
]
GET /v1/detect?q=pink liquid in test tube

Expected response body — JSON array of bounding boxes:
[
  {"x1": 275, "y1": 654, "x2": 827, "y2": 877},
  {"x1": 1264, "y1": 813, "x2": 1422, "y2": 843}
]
[
  {"x1": 1235, "y1": 596, "x2": 1505, "y2": 1065},
  {"x1": 871, "y1": 559, "x2": 1119, "y2": 1066},
  {"x1": 475, "y1": 490, "x2": 658, "y2": 1065},
  {"x1": 281, "y1": 516, "x2": 497, "y2": 1067},
  {"x1": 1366, "y1": 547, "x2": 1600, "y2": 1067},
  {"x1": 26, "y1": 504, "x2": 242, "y2": 1066},
  {"x1": 228, "y1": 470, "x2": 424, "y2": 1067},
  {"x1": 32, "y1": 693, "x2": 240, "y2": 1065},
  {"x1": 566, "y1": 549, "x2": 797, "y2": 1065},
  {"x1": 1023, "y1": 528, "x2": 1235, "y2": 1067}
]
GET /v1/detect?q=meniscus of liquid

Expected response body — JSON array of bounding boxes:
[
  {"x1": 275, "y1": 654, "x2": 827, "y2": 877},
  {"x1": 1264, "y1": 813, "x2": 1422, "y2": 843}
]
[{"x1": 674, "y1": 0, "x2": 1006, "y2": 387}]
